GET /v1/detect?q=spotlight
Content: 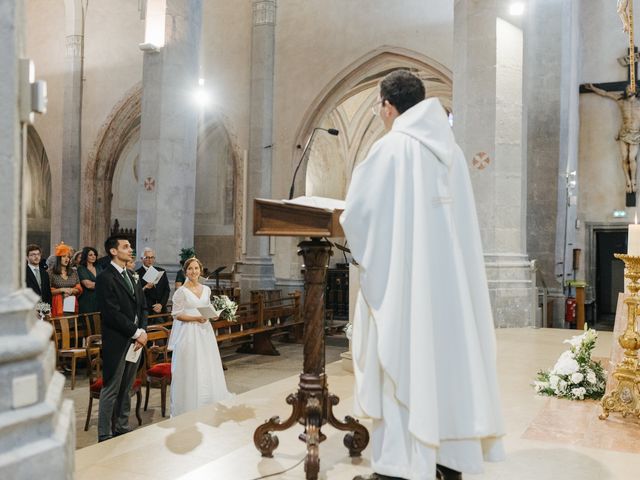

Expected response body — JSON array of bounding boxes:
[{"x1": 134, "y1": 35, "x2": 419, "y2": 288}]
[{"x1": 509, "y1": 2, "x2": 525, "y2": 16}]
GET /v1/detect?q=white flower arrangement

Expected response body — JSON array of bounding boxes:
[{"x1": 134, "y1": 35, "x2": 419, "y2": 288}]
[
  {"x1": 212, "y1": 295, "x2": 238, "y2": 322},
  {"x1": 344, "y1": 322, "x2": 353, "y2": 341},
  {"x1": 533, "y1": 327, "x2": 607, "y2": 401},
  {"x1": 35, "y1": 301, "x2": 51, "y2": 319}
]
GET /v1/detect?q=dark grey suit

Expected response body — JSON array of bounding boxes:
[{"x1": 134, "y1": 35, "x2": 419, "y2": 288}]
[{"x1": 95, "y1": 264, "x2": 147, "y2": 441}]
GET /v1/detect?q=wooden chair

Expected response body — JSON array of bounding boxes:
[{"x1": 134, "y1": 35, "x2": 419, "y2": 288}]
[
  {"x1": 84, "y1": 334, "x2": 142, "y2": 431},
  {"x1": 83, "y1": 311, "x2": 101, "y2": 336},
  {"x1": 143, "y1": 325, "x2": 172, "y2": 417},
  {"x1": 49, "y1": 314, "x2": 87, "y2": 390}
]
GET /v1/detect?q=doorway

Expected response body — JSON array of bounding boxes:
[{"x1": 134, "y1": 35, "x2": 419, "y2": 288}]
[{"x1": 594, "y1": 230, "x2": 626, "y2": 330}]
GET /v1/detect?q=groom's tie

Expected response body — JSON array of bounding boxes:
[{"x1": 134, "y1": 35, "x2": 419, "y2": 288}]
[{"x1": 122, "y1": 270, "x2": 134, "y2": 295}]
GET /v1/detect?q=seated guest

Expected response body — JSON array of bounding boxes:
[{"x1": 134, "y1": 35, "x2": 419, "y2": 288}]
[
  {"x1": 49, "y1": 242, "x2": 83, "y2": 317},
  {"x1": 136, "y1": 247, "x2": 171, "y2": 317},
  {"x1": 25, "y1": 244, "x2": 52, "y2": 304},
  {"x1": 77, "y1": 246, "x2": 103, "y2": 314}
]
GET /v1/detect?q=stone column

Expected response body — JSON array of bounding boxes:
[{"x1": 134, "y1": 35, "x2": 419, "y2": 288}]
[
  {"x1": 526, "y1": 0, "x2": 581, "y2": 325},
  {"x1": 454, "y1": 0, "x2": 535, "y2": 327},
  {"x1": 0, "y1": 1, "x2": 75, "y2": 477},
  {"x1": 236, "y1": 0, "x2": 277, "y2": 298},
  {"x1": 136, "y1": 0, "x2": 202, "y2": 277},
  {"x1": 52, "y1": 0, "x2": 85, "y2": 248}
]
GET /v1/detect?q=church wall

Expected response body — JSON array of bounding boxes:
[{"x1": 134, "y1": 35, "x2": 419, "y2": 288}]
[
  {"x1": 577, "y1": 1, "x2": 633, "y2": 294},
  {"x1": 270, "y1": 0, "x2": 453, "y2": 280},
  {"x1": 25, "y1": 0, "x2": 65, "y2": 251}
]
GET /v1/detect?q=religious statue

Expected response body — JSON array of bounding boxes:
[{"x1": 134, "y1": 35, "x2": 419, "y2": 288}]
[
  {"x1": 618, "y1": 0, "x2": 631, "y2": 33},
  {"x1": 585, "y1": 83, "x2": 640, "y2": 193}
]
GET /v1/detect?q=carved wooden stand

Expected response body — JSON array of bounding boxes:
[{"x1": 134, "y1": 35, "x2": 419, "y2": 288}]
[{"x1": 253, "y1": 239, "x2": 369, "y2": 480}]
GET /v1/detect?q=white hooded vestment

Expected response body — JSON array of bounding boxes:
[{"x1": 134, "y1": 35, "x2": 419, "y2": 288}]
[{"x1": 340, "y1": 98, "x2": 505, "y2": 479}]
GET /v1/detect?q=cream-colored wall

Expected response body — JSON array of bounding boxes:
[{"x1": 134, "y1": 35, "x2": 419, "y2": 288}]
[
  {"x1": 25, "y1": 0, "x2": 453, "y2": 280},
  {"x1": 81, "y1": 1, "x2": 143, "y2": 167},
  {"x1": 577, "y1": 1, "x2": 635, "y2": 278},
  {"x1": 271, "y1": 0, "x2": 453, "y2": 279},
  {"x1": 200, "y1": 0, "x2": 253, "y2": 150},
  {"x1": 272, "y1": 0, "x2": 452, "y2": 200},
  {"x1": 26, "y1": 0, "x2": 65, "y2": 243}
]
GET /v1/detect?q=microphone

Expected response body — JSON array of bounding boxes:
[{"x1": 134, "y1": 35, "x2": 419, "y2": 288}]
[{"x1": 288, "y1": 127, "x2": 339, "y2": 199}]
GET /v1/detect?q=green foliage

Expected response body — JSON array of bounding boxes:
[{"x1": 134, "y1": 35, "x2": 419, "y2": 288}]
[{"x1": 533, "y1": 329, "x2": 607, "y2": 401}]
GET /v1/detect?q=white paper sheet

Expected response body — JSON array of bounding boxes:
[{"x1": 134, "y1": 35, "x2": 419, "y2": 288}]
[
  {"x1": 125, "y1": 343, "x2": 143, "y2": 363},
  {"x1": 283, "y1": 195, "x2": 345, "y2": 211},
  {"x1": 62, "y1": 295, "x2": 76, "y2": 313},
  {"x1": 197, "y1": 305, "x2": 223, "y2": 319},
  {"x1": 142, "y1": 266, "x2": 165, "y2": 284}
]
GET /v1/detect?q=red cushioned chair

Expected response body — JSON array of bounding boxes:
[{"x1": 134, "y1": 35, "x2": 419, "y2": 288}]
[
  {"x1": 143, "y1": 326, "x2": 172, "y2": 417},
  {"x1": 84, "y1": 334, "x2": 142, "y2": 431}
]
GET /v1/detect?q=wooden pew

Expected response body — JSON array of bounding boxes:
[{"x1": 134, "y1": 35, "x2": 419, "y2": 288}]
[{"x1": 81, "y1": 291, "x2": 303, "y2": 356}]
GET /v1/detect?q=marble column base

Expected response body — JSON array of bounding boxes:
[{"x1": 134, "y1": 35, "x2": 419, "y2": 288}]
[
  {"x1": 235, "y1": 257, "x2": 276, "y2": 302},
  {"x1": 485, "y1": 254, "x2": 536, "y2": 328},
  {"x1": 0, "y1": 290, "x2": 75, "y2": 479}
]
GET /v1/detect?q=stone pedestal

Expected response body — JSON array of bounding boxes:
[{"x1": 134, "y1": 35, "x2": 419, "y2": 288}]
[
  {"x1": 0, "y1": 2, "x2": 75, "y2": 477},
  {"x1": 454, "y1": 1, "x2": 535, "y2": 327}
]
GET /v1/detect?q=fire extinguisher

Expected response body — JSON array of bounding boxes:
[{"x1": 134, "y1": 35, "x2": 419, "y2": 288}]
[{"x1": 565, "y1": 297, "x2": 577, "y2": 324}]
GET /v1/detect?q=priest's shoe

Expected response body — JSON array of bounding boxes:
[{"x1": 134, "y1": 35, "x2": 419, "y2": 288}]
[
  {"x1": 436, "y1": 464, "x2": 463, "y2": 480},
  {"x1": 353, "y1": 474, "x2": 407, "y2": 480}
]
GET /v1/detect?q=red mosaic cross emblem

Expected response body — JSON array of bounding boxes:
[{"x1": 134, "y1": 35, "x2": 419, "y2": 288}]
[
  {"x1": 144, "y1": 177, "x2": 156, "y2": 191},
  {"x1": 472, "y1": 152, "x2": 491, "y2": 170}
]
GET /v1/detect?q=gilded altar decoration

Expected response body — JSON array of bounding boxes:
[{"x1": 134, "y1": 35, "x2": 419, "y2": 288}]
[{"x1": 600, "y1": 253, "x2": 640, "y2": 420}]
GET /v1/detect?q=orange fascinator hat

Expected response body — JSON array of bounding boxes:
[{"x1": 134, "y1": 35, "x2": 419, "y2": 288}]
[{"x1": 54, "y1": 241, "x2": 71, "y2": 257}]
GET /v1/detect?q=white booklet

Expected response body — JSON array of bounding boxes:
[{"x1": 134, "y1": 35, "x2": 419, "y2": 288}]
[
  {"x1": 283, "y1": 195, "x2": 345, "y2": 211},
  {"x1": 142, "y1": 266, "x2": 165, "y2": 285},
  {"x1": 197, "y1": 305, "x2": 224, "y2": 319},
  {"x1": 125, "y1": 343, "x2": 143, "y2": 363},
  {"x1": 62, "y1": 295, "x2": 76, "y2": 313}
]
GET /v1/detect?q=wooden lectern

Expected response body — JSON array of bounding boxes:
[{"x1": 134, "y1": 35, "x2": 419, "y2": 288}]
[{"x1": 252, "y1": 198, "x2": 369, "y2": 480}]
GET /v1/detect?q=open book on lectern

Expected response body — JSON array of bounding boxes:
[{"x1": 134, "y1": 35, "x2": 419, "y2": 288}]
[{"x1": 283, "y1": 196, "x2": 345, "y2": 212}]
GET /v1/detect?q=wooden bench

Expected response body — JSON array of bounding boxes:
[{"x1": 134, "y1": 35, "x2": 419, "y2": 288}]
[
  {"x1": 146, "y1": 292, "x2": 303, "y2": 355},
  {"x1": 82, "y1": 291, "x2": 303, "y2": 357}
]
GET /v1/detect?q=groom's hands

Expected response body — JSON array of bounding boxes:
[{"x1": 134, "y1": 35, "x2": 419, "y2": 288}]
[{"x1": 134, "y1": 331, "x2": 148, "y2": 350}]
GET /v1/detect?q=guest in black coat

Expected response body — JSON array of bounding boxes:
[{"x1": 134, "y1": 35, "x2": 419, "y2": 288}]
[
  {"x1": 25, "y1": 244, "x2": 52, "y2": 304},
  {"x1": 95, "y1": 235, "x2": 148, "y2": 442},
  {"x1": 136, "y1": 247, "x2": 171, "y2": 318}
]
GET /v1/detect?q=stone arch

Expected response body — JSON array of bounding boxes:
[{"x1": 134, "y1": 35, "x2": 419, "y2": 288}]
[
  {"x1": 294, "y1": 47, "x2": 452, "y2": 199},
  {"x1": 194, "y1": 111, "x2": 240, "y2": 270},
  {"x1": 25, "y1": 126, "x2": 52, "y2": 251},
  {"x1": 83, "y1": 83, "x2": 142, "y2": 248},
  {"x1": 84, "y1": 84, "x2": 240, "y2": 268}
]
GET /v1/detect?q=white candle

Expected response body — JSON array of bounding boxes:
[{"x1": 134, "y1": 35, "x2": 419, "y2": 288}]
[{"x1": 629, "y1": 223, "x2": 640, "y2": 255}]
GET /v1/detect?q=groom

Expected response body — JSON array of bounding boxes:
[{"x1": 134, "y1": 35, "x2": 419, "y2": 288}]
[{"x1": 96, "y1": 234, "x2": 148, "y2": 442}]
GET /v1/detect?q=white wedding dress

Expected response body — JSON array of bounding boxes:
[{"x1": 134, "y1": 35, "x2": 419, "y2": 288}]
[{"x1": 169, "y1": 284, "x2": 231, "y2": 417}]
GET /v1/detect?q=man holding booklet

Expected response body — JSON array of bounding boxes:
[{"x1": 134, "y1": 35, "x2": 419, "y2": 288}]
[{"x1": 137, "y1": 247, "x2": 171, "y2": 317}]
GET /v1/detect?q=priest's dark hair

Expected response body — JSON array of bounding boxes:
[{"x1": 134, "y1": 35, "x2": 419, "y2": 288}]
[
  {"x1": 379, "y1": 69, "x2": 426, "y2": 114},
  {"x1": 104, "y1": 234, "x2": 130, "y2": 259}
]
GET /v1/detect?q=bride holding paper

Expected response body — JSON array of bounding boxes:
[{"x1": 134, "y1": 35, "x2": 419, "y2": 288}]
[{"x1": 169, "y1": 257, "x2": 231, "y2": 416}]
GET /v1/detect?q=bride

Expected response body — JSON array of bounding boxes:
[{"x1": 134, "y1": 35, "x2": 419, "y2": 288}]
[{"x1": 168, "y1": 257, "x2": 231, "y2": 416}]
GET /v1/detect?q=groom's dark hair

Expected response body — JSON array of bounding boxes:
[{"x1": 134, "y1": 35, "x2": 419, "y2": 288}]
[
  {"x1": 104, "y1": 234, "x2": 129, "y2": 259},
  {"x1": 380, "y1": 69, "x2": 426, "y2": 114}
]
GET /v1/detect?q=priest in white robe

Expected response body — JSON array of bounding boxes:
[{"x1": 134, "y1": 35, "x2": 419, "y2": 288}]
[{"x1": 341, "y1": 70, "x2": 505, "y2": 480}]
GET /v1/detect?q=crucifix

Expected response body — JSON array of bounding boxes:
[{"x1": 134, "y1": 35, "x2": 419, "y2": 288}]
[{"x1": 580, "y1": 0, "x2": 640, "y2": 206}]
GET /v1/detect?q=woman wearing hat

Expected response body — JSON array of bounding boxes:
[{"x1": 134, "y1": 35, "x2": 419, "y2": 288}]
[{"x1": 49, "y1": 242, "x2": 83, "y2": 317}]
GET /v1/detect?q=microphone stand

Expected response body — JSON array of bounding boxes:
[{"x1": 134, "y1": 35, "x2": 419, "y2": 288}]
[{"x1": 288, "y1": 127, "x2": 338, "y2": 199}]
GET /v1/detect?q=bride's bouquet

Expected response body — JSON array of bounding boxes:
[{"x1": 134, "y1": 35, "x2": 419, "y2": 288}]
[
  {"x1": 35, "y1": 301, "x2": 51, "y2": 320},
  {"x1": 533, "y1": 327, "x2": 607, "y2": 401},
  {"x1": 212, "y1": 295, "x2": 238, "y2": 322}
]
